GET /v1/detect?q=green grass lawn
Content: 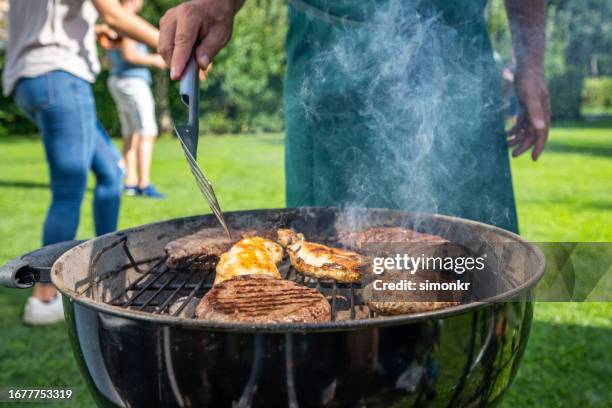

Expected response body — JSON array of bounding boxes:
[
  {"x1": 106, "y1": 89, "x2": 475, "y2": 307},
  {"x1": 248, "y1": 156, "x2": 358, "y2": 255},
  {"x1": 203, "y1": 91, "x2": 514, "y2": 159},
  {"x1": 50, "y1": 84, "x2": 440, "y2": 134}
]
[{"x1": 0, "y1": 124, "x2": 610, "y2": 407}]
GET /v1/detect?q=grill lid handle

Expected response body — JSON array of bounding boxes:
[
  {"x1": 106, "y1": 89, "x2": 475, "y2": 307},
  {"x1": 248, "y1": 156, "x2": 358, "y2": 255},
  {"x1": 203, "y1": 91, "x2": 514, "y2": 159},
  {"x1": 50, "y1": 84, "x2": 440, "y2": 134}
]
[{"x1": 0, "y1": 240, "x2": 85, "y2": 289}]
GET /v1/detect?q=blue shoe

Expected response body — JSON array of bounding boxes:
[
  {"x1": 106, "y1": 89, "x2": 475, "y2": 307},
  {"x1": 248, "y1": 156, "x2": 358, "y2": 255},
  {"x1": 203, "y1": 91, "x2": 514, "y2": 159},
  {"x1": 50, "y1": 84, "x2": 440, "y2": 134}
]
[
  {"x1": 124, "y1": 185, "x2": 139, "y2": 196},
  {"x1": 139, "y1": 184, "x2": 165, "y2": 199}
]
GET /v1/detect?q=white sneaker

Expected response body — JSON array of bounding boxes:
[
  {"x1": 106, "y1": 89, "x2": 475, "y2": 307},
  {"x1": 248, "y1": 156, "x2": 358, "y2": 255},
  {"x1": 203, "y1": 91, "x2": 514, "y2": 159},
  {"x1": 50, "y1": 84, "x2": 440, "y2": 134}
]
[{"x1": 23, "y1": 295, "x2": 65, "y2": 326}]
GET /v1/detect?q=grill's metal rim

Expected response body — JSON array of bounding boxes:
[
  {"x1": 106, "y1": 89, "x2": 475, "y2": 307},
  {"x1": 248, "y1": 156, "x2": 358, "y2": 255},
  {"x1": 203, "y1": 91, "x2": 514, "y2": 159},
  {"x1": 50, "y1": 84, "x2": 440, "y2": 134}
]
[{"x1": 52, "y1": 207, "x2": 547, "y2": 333}]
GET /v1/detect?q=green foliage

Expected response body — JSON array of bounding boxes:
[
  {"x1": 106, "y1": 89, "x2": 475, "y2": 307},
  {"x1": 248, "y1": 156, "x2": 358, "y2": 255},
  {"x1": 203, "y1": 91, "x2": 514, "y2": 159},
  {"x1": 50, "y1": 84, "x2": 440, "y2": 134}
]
[
  {"x1": 0, "y1": 0, "x2": 287, "y2": 137},
  {"x1": 0, "y1": 52, "x2": 36, "y2": 137},
  {"x1": 199, "y1": 0, "x2": 287, "y2": 133},
  {"x1": 1, "y1": 0, "x2": 610, "y2": 134},
  {"x1": 486, "y1": 0, "x2": 612, "y2": 120},
  {"x1": 582, "y1": 76, "x2": 612, "y2": 114},
  {"x1": 143, "y1": 0, "x2": 288, "y2": 134},
  {"x1": 485, "y1": 0, "x2": 512, "y2": 63},
  {"x1": 545, "y1": 0, "x2": 612, "y2": 119}
]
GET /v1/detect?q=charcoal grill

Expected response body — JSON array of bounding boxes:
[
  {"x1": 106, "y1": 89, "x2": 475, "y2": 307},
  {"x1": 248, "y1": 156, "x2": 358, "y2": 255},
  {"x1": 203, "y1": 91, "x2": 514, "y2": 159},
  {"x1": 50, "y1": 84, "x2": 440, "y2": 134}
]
[
  {"x1": 86, "y1": 235, "x2": 364, "y2": 322},
  {"x1": 0, "y1": 207, "x2": 546, "y2": 407}
]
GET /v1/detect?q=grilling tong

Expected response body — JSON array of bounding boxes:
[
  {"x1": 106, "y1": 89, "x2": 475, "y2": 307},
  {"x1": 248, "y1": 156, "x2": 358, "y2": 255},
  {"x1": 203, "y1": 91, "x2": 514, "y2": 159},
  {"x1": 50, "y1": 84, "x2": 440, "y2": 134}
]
[{"x1": 176, "y1": 58, "x2": 231, "y2": 237}]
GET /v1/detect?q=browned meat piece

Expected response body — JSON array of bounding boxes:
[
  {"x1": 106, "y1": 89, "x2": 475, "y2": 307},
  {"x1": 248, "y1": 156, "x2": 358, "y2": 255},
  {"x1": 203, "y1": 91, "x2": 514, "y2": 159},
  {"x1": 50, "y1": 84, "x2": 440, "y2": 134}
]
[
  {"x1": 337, "y1": 227, "x2": 448, "y2": 249},
  {"x1": 195, "y1": 275, "x2": 331, "y2": 323},
  {"x1": 214, "y1": 237, "x2": 283, "y2": 284},
  {"x1": 335, "y1": 305, "x2": 371, "y2": 321},
  {"x1": 288, "y1": 242, "x2": 364, "y2": 282},
  {"x1": 363, "y1": 270, "x2": 463, "y2": 316},
  {"x1": 164, "y1": 228, "x2": 274, "y2": 270},
  {"x1": 278, "y1": 229, "x2": 365, "y2": 283},
  {"x1": 336, "y1": 227, "x2": 469, "y2": 269},
  {"x1": 165, "y1": 228, "x2": 234, "y2": 270},
  {"x1": 277, "y1": 228, "x2": 304, "y2": 247},
  {"x1": 366, "y1": 301, "x2": 459, "y2": 315}
]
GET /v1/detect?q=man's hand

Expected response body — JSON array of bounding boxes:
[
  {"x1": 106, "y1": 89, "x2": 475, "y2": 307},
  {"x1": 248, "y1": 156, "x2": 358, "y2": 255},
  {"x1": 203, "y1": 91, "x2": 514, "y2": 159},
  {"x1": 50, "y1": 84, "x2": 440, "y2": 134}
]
[
  {"x1": 158, "y1": 0, "x2": 241, "y2": 80},
  {"x1": 507, "y1": 64, "x2": 550, "y2": 160},
  {"x1": 505, "y1": 0, "x2": 549, "y2": 161}
]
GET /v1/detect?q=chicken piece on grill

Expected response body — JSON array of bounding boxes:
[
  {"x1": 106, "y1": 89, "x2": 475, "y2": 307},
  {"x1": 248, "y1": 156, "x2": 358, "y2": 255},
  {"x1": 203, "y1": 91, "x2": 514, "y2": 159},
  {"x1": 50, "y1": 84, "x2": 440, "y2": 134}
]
[
  {"x1": 214, "y1": 237, "x2": 283, "y2": 284},
  {"x1": 277, "y1": 228, "x2": 304, "y2": 247},
  {"x1": 277, "y1": 229, "x2": 364, "y2": 283},
  {"x1": 196, "y1": 275, "x2": 331, "y2": 323}
]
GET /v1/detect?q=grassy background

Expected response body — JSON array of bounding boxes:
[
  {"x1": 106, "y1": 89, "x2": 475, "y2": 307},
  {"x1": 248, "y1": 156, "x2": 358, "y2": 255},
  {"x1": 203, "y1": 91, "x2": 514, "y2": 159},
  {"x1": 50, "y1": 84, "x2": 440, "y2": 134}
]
[{"x1": 0, "y1": 123, "x2": 610, "y2": 407}]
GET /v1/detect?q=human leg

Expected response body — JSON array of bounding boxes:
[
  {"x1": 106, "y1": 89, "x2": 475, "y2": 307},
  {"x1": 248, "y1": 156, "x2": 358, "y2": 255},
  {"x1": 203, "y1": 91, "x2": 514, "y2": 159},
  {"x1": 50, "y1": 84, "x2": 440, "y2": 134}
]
[
  {"x1": 13, "y1": 71, "x2": 96, "y2": 316},
  {"x1": 130, "y1": 79, "x2": 162, "y2": 198},
  {"x1": 123, "y1": 133, "x2": 141, "y2": 188},
  {"x1": 137, "y1": 135, "x2": 154, "y2": 189}
]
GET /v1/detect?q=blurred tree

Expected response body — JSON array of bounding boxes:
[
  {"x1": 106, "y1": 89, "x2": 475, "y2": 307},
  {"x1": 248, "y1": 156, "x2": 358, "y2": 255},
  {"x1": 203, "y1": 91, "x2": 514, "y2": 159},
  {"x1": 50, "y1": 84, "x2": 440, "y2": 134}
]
[
  {"x1": 141, "y1": 0, "x2": 287, "y2": 134},
  {"x1": 487, "y1": 0, "x2": 612, "y2": 120},
  {"x1": 546, "y1": 0, "x2": 612, "y2": 119}
]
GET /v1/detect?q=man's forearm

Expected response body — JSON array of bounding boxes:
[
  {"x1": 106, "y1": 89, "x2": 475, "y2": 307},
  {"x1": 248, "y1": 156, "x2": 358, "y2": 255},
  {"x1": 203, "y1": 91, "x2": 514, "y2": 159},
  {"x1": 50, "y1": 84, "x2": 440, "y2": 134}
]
[{"x1": 504, "y1": 0, "x2": 546, "y2": 70}]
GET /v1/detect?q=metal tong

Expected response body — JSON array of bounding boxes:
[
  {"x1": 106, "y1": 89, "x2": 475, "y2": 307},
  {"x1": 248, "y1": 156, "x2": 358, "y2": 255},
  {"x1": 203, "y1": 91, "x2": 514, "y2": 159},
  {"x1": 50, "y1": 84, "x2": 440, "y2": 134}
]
[{"x1": 175, "y1": 58, "x2": 231, "y2": 237}]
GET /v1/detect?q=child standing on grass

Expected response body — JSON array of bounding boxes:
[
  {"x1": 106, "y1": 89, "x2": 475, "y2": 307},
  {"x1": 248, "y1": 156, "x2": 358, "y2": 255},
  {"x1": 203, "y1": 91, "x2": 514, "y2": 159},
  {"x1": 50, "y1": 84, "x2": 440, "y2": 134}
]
[{"x1": 106, "y1": 0, "x2": 166, "y2": 198}]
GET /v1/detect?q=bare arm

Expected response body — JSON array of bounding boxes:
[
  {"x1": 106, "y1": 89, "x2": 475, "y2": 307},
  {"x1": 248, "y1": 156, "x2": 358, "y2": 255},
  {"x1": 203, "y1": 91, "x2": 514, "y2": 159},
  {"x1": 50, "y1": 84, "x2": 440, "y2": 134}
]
[
  {"x1": 121, "y1": 38, "x2": 167, "y2": 69},
  {"x1": 504, "y1": 0, "x2": 550, "y2": 160},
  {"x1": 158, "y1": 0, "x2": 247, "y2": 80},
  {"x1": 91, "y1": 0, "x2": 159, "y2": 49}
]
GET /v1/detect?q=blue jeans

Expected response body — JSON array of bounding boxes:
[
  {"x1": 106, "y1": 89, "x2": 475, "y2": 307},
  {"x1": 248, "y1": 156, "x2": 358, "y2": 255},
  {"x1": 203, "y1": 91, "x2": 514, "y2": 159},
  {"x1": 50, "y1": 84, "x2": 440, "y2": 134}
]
[{"x1": 14, "y1": 71, "x2": 122, "y2": 245}]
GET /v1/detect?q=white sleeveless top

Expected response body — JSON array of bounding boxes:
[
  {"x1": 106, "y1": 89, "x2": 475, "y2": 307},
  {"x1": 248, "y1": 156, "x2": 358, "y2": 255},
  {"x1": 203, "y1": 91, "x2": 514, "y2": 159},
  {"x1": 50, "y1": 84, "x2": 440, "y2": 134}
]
[{"x1": 2, "y1": 0, "x2": 100, "y2": 95}]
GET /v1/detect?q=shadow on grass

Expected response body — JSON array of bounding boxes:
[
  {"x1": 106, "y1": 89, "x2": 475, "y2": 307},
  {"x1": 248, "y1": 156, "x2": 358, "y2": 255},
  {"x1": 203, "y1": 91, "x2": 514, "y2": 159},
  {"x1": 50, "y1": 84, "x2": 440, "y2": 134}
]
[
  {"x1": 545, "y1": 141, "x2": 612, "y2": 158},
  {"x1": 0, "y1": 180, "x2": 50, "y2": 189},
  {"x1": 552, "y1": 119, "x2": 612, "y2": 129},
  {"x1": 506, "y1": 318, "x2": 611, "y2": 407},
  {"x1": 0, "y1": 180, "x2": 95, "y2": 192}
]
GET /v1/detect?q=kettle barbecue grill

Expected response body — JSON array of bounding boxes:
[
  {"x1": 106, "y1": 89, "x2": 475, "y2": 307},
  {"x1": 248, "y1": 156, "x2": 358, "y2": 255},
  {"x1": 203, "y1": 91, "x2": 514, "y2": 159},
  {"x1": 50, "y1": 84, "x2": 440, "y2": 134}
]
[{"x1": 0, "y1": 207, "x2": 545, "y2": 407}]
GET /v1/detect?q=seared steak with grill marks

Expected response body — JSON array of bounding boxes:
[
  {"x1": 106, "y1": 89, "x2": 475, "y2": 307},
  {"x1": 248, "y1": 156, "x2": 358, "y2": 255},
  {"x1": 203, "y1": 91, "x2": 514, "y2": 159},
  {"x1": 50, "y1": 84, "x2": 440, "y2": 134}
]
[
  {"x1": 336, "y1": 227, "x2": 469, "y2": 268},
  {"x1": 278, "y1": 229, "x2": 365, "y2": 283},
  {"x1": 195, "y1": 275, "x2": 331, "y2": 323},
  {"x1": 363, "y1": 270, "x2": 462, "y2": 315}
]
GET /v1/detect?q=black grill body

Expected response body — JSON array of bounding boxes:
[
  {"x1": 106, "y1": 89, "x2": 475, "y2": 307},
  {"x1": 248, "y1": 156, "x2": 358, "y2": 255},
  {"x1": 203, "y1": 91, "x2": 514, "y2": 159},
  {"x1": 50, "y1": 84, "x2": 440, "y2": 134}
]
[{"x1": 15, "y1": 208, "x2": 545, "y2": 407}]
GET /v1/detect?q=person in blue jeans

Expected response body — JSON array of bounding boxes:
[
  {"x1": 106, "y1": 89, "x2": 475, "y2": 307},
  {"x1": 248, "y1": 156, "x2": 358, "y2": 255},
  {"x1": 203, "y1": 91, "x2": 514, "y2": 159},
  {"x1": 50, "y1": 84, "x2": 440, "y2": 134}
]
[
  {"x1": 14, "y1": 72, "x2": 122, "y2": 242},
  {"x1": 3, "y1": 0, "x2": 161, "y2": 325}
]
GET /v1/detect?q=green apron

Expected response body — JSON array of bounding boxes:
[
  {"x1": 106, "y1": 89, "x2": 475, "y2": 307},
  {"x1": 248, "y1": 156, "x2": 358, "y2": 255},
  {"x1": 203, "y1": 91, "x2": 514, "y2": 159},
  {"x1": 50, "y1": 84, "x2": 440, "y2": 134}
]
[{"x1": 284, "y1": 0, "x2": 518, "y2": 233}]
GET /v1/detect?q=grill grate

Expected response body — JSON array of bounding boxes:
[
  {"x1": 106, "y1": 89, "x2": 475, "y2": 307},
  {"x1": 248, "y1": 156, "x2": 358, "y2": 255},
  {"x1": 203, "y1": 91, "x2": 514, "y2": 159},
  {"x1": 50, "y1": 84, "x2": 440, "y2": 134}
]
[{"x1": 87, "y1": 236, "x2": 367, "y2": 321}]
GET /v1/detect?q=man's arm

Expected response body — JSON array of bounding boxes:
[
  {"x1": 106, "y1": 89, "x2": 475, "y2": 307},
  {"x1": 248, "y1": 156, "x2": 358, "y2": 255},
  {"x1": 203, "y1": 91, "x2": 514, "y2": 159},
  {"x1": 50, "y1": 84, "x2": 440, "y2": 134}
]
[
  {"x1": 158, "y1": 0, "x2": 247, "y2": 80},
  {"x1": 504, "y1": 0, "x2": 550, "y2": 160},
  {"x1": 92, "y1": 0, "x2": 159, "y2": 49}
]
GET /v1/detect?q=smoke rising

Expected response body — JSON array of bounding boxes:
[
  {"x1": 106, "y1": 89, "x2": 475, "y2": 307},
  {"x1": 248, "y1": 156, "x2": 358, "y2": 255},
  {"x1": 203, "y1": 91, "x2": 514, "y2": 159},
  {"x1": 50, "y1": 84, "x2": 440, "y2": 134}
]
[{"x1": 293, "y1": 0, "x2": 510, "y2": 232}]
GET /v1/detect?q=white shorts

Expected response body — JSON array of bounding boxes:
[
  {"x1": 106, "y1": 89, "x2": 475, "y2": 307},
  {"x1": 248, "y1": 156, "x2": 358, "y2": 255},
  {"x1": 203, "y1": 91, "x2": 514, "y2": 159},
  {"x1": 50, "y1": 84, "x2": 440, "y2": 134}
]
[{"x1": 108, "y1": 76, "x2": 158, "y2": 137}]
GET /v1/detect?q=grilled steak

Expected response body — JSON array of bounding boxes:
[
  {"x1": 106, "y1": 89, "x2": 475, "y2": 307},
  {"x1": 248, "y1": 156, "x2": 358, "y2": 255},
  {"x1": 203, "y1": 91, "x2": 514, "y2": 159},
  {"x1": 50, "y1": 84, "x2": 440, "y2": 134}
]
[
  {"x1": 337, "y1": 227, "x2": 469, "y2": 270},
  {"x1": 337, "y1": 227, "x2": 448, "y2": 249},
  {"x1": 164, "y1": 228, "x2": 274, "y2": 270},
  {"x1": 366, "y1": 301, "x2": 459, "y2": 315},
  {"x1": 363, "y1": 271, "x2": 463, "y2": 316},
  {"x1": 278, "y1": 229, "x2": 365, "y2": 283},
  {"x1": 214, "y1": 237, "x2": 283, "y2": 284},
  {"x1": 195, "y1": 275, "x2": 331, "y2": 323}
]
